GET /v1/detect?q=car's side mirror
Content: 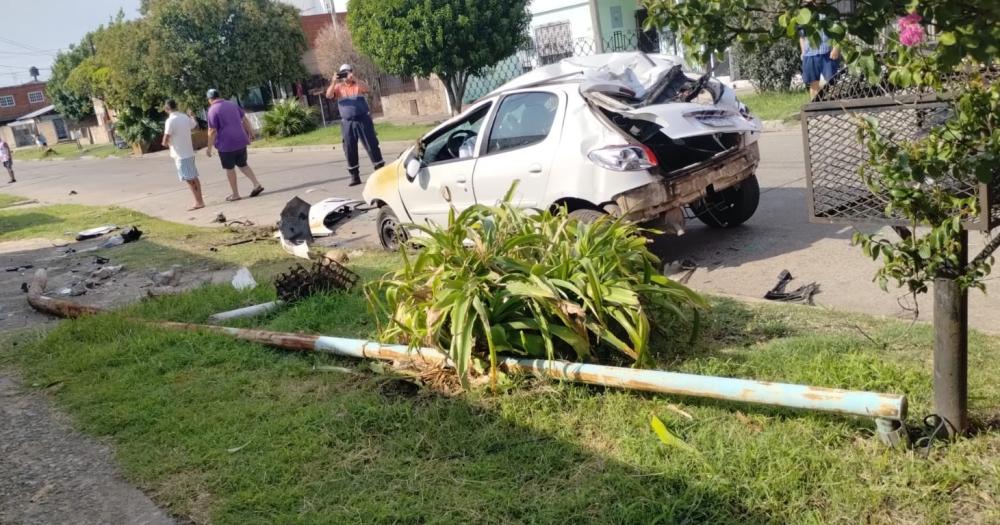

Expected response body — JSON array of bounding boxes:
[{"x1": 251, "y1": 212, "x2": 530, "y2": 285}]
[{"x1": 405, "y1": 157, "x2": 424, "y2": 180}]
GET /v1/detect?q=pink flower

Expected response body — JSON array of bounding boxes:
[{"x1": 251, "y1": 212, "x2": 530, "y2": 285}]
[{"x1": 898, "y1": 13, "x2": 925, "y2": 47}]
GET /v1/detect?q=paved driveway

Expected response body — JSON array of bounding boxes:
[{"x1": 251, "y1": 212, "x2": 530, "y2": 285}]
[{"x1": 3, "y1": 133, "x2": 997, "y2": 332}]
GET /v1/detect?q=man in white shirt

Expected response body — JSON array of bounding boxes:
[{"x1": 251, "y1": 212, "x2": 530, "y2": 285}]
[{"x1": 162, "y1": 99, "x2": 205, "y2": 210}]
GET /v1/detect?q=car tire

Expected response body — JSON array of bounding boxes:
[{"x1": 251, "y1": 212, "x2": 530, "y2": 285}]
[
  {"x1": 690, "y1": 174, "x2": 760, "y2": 229},
  {"x1": 376, "y1": 207, "x2": 407, "y2": 251},
  {"x1": 568, "y1": 208, "x2": 607, "y2": 224}
]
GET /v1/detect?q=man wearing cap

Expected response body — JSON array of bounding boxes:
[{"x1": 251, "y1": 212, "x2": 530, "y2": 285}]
[
  {"x1": 205, "y1": 89, "x2": 264, "y2": 201},
  {"x1": 325, "y1": 64, "x2": 384, "y2": 187}
]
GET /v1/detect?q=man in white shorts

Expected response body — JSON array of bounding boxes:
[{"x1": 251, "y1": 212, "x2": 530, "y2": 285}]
[{"x1": 162, "y1": 99, "x2": 205, "y2": 210}]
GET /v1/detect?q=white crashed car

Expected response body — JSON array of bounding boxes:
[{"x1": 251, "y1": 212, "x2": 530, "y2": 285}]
[{"x1": 363, "y1": 52, "x2": 762, "y2": 250}]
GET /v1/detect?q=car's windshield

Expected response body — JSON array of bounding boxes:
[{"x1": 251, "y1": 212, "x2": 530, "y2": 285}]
[{"x1": 421, "y1": 103, "x2": 492, "y2": 164}]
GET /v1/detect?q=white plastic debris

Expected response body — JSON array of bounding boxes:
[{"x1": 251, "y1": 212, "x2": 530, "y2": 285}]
[{"x1": 231, "y1": 267, "x2": 257, "y2": 291}]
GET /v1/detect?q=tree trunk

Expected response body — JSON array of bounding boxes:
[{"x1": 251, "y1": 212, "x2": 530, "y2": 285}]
[{"x1": 440, "y1": 74, "x2": 464, "y2": 115}]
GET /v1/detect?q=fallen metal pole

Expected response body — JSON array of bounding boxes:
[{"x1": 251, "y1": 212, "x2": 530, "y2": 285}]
[
  {"x1": 207, "y1": 301, "x2": 284, "y2": 323},
  {"x1": 26, "y1": 272, "x2": 907, "y2": 423}
]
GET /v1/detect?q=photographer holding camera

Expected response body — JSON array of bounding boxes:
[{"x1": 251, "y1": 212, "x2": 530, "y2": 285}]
[{"x1": 325, "y1": 64, "x2": 384, "y2": 187}]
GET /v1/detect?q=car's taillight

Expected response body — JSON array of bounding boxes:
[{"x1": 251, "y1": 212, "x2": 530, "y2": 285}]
[{"x1": 588, "y1": 144, "x2": 658, "y2": 171}]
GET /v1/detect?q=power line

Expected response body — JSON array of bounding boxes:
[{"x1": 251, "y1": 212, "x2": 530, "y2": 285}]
[{"x1": 0, "y1": 36, "x2": 55, "y2": 54}]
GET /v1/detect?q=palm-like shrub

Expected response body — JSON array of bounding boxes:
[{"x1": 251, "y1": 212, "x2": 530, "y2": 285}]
[
  {"x1": 261, "y1": 98, "x2": 317, "y2": 138},
  {"x1": 367, "y1": 190, "x2": 707, "y2": 387},
  {"x1": 114, "y1": 106, "x2": 163, "y2": 146}
]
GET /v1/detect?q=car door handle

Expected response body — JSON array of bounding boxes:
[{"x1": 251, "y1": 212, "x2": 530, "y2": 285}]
[{"x1": 528, "y1": 164, "x2": 543, "y2": 174}]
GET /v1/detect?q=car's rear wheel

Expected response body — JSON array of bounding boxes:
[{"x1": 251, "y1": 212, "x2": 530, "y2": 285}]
[
  {"x1": 376, "y1": 207, "x2": 407, "y2": 251},
  {"x1": 567, "y1": 208, "x2": 607, "y2": 224},
  {"x1": 690, "y1": 174, "x2": 760, "y2": 228}
]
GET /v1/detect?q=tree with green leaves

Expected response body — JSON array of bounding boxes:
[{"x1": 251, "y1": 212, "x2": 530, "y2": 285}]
[
  {"x1": 66, "y1": 18, "x2": 163, "y2": 112},
  {"x1": 347, "y1": 0, "x2": 531, "y2": 114},
  {"x1": 47, "y1": 38, "x2": 97, "y2": 122},
  {"x1": 141, "y1": 0, "x2": 307, "y2": 110},
  {"x1": 645, "y1": 0, "x2": 999, "y2": 435}
]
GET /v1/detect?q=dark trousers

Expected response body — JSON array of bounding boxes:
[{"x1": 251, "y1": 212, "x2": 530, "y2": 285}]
[{"x1": 342, "y1": 115, "x2": 384, "y2": 183}]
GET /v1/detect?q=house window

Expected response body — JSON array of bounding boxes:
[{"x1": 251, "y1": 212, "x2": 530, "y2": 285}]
[
  {"x1": 534, "y1": 21, "x2": 573, "y2": 66},
  {"x1": 28, "y1": 91, "x2": 44, "y2": 104},
  {"x1": 0, "y1": 95, "x2": 14, "y2": 108}
]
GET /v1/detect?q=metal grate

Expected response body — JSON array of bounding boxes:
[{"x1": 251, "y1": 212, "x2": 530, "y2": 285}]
[{"x1": 804, "y1": 67, "x2": 999, "y2": 231}]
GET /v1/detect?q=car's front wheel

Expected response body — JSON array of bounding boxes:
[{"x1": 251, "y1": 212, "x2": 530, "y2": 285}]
[
  {"x1": 690, "y1": 174, "x2": 760, "y2": 228},
  {"x1": 376, "y1": 207, "x2": 407, "y2": 251},
  {"x1": 567, "y1": 208, "x2": 607, "y2": 224}
]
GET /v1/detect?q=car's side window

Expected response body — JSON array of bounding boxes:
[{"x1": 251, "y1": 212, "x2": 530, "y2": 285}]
[
  {"x1": 421, "y1": 103, "x2": 493, "y2": 166},
  {"x1": 486, "y1": 92, "x2": 559, "y2": 154}
]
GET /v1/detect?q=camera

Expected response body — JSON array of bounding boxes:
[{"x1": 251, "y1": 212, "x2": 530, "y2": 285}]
[{"x1": 336, "y1": 71, "x2": 348, "y2": 80}]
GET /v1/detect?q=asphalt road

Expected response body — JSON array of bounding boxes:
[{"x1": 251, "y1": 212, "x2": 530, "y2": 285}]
[{"x1": 2, "y1": 133, "x2": 997, "y2": 332}]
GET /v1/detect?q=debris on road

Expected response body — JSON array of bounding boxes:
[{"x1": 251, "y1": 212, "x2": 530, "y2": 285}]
[
  {"x1": 277, "y1": 196, "x2": 365, "y2": 259},
  {"x1": 75, "y1": 225, "x2": 118, "y2": 241},
  {"x1": 231, "y1": 267, "x2": 257, "y2": 291},
  {"x1": 99, "y1": 226, "x2": 143, "y2": 249},
  {"x1": 150, "y1": 265, "x2": 182, "y2": 287},
  {"x1": 274, "y1": 257, "x2": 358, "y2": 303},
  {"x1": 214, "y1": 212, "x2": 227, "y2": 224},
  {"x1": 323, "y1": 249, "x2": 349, "y2": 264},
  {"x1": 68, "y1": 190, "x2": 77, "y2": 195},
  {"x1": 663, "y1": 259, "x2": 697, "y2": 284},
  {"x1": 89, "y1": 265, "x2": 124, "y2": 281},
  {"x1": 5, "y1": 265, "x2": 33, "y2": 272},
  {"x1": 58, "y1": 282, "x2": 87, "y2": 297},
  {"x1": 764, "y1": 270, "x2": 820, "y2": 305}
]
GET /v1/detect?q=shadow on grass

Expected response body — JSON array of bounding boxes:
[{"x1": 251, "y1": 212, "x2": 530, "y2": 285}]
[{"x1": 0, "y1": 212, "x2": 62, "y2": 237}]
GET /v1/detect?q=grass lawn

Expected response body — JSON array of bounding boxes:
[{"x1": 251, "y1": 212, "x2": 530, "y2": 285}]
[
  {"x1": 253, "y1": 122, "x2": 437, "y2": 148},
  {"x1": 3, "y1": 221, "x2": 1000, "y2": 525},
  {"x1": 0, "y1": 198, "x2": 293, "y2": 274},
  {"x1": 741, "y1": 90, "x2": 810, "y2": 122},
  {"x1": 14, "y1": 143, "x2": 130, "y2": 162},
  {"x1": 0, "y1": 193, "x2": 29, "y2": 209}
]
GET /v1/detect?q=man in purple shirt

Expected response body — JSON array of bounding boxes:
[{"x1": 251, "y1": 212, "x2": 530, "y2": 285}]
[{"x1": 206, "y1": 89, "x2": 263, "y2": 201}]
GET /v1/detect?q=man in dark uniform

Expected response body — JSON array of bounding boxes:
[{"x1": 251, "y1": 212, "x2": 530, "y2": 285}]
[{"x1": 325, "y1": 64, "x2": 384, "y2": 186}]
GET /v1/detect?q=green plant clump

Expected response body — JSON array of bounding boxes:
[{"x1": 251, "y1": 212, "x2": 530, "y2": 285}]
[
  {"x1": 261, "y1": 98, "x2": 318, "y2": 138},
  {"x1": 367, "y1": 192, "x2": 707, "y2": 387},
  {"x1": 114, "y1": 106, "x2": 163, "y2": 147}
]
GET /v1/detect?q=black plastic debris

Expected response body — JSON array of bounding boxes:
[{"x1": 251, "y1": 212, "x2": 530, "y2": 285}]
[
  {"x1": 279, "y1": 197, "x2": 314, "y2": 245},
  {"x1": 99, "y1": 226, "x2": 143, "y2": 249},
  {"x1": 5, "y1": 265, "x2": 33, "y2": 272},
  {"x1": 764, "y1": 270, "x2": 820, "y2": 305},
  {"x1": 121, "y1": 226, "x2": 143, "y2": 243}
]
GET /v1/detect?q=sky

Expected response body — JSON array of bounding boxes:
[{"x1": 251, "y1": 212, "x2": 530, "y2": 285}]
[
  {"x1": 0, "y1": 0, "x2": 143, "y2": 86},
  {"x1": 0, "y1": 0, "x2": 348, "y2": 87}
]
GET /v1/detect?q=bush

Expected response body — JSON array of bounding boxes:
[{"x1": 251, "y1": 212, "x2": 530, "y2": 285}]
[
  {"x1": 734, "y1": 38, "x2": 802, "y2": 92},
  {"x1": 261, "y1": 98, "x2": 317, "y2": 138},
  {"x1": 114, "y1": 106, "x2": 163, "y2": 146},
  {"x1": 366, "y1": 190, "x2": 707, "y2": 387}
]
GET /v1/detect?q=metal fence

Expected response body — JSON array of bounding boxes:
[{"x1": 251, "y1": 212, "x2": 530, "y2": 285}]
[
  {"x1": 463, "y1": 29, "x2": 737, "y2": 103},
  {"x1": 803, "y1": 67, "x2": 1000, "y2": 231}
]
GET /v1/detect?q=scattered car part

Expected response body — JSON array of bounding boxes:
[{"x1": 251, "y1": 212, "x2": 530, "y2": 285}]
[
  {"x1": 231, "y1": 267, "x2": 257, "y2": 291},
  {"x1": 99, "y1": 226, "x2": 143, "y2": 249},
  {"x1": 89, "y1": 265, "x2": 123, "y2": 280},
  {"x1": 764, "y1": 270, "x2": 820, "y2": 304},
  {"x1": 24, "y1": 282, "x2": 908, "y2": 444},
  {"x1": 278, "y1": 231, "x2": 311, "y2": 260},
  {"x1": 274, "y1": 257, "x2": 358, "y2": 303},
  {"x1": 150, "y1": 265, "x2": 182, "y2": 287},
  {"x1": 308, "y1": 197, "x2": 365, "y2": 236},
  {"x1": 207, "y1": 301, "x2": 283, "y2": 323},
  {"x1": 75, "y1": 225, "x2": 118, "y2": 241},
  {"x1": 5, "y1": 265, "x2": 33, "y2": 272},
  {"x1": 279, "y1": 197, "x2": 314, "y2": 245}
]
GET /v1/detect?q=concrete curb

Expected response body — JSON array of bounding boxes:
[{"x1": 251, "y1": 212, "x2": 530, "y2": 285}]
[
  {"x1": 761, "y1": 120, "x2": 799, "y2": 132},
  {"x1": 250, "y1": 140, "x2": 415, "y2": 154}
]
